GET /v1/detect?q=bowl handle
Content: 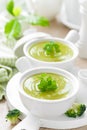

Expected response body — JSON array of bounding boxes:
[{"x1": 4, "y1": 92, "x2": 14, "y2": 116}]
[
  {"x1": 12, "y1": 114, "x2": 40, "y2": 130},
  {"x1": 65, "y1": 30, "x2": 80, "y2": 43},
  {"x1": 16, "y1": 56, "x2": 33, "y2": 73}
]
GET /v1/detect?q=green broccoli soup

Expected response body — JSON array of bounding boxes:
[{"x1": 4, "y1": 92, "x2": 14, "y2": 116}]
[
  {"x1": 23, "y1": 73, "x2": 72, "y2": 100},
  {"x1": 28, "y1": 41, "x2": 73, "y2": 62}
]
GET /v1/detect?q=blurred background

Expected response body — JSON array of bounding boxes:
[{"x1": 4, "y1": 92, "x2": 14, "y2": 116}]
[{"x1": 0, "y1": 0, "x2": 85, "y2": 30}]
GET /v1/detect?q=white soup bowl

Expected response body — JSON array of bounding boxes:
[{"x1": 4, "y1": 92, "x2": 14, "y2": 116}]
[{"x1": 18, "y1": 67, "x2": 79, "y2": 119}]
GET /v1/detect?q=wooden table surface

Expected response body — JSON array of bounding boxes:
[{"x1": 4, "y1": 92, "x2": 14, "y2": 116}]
[{"x1": 0, "y1": 19, "x2": 87, "y2": 130}]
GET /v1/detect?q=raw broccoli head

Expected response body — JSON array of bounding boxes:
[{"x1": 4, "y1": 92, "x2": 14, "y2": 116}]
[
  {"x1": 65, "y1": 103, "x2": 86, "y2": 118},
  {"x1": 6, "y1": 109, "x2": 21, "y2": 125}
]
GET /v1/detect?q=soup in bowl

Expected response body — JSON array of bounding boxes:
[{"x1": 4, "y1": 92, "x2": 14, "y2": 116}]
[
  {"x1": 18, "y1": 67, "x2": 79, "y2": 119},
  {"x1": 15, "y1": 36, "x2": 79, "y2": 73},
  {"x1": 28, "y1": 40, "x2": 73, "y2": 62},
  {"x1": 21, "y1": 37, "x2": 79, "y2": 71}
]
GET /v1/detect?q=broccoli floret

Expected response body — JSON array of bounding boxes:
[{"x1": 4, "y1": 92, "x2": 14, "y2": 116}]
[
  {"x1": 65, "y1": 108, "x2": 77, "y2": 118},
  {"x1": 6, "y1": 109, "x2": 21, "y2": 125},
  {"x1": 65, "y1": 103, "x2": 86, "y2": 118},
  {"x1": 75, "y1": 104, "x2": 86, "y2": 116}
]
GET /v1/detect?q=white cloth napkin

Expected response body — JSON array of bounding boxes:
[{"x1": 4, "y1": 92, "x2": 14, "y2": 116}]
[
  {"x1": 0, "y1": 43, "x2": 17, "y2": 100},
  {"x1": 0, "y1": 27, "x2": 17, "y2": 100},
  {"x1": 0, "y1": 43, "x2": 17, "y2": 67}
]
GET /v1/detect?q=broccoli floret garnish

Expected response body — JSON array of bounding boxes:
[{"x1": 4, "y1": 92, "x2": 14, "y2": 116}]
[
  {"x1": 65, "y1": 108, "x2": 77, "y2": 118},
  {"x1": 76, "y1": 104, "x2": 86, "y2": 116},
  {"x1": 6, "y1": 109, "x2": 21, "y2": 125},
  {"x1": 65, "y1": 103, "x2": 86, "y2": 118}
]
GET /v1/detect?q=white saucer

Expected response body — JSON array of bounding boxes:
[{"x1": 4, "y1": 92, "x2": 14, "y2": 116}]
[{"x1": 6, "y1": 72, "x2": 87, "y2": 129}]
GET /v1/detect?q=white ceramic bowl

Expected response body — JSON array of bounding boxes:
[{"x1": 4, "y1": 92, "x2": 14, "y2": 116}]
[
  {"x1": 25, "y1": 0, "x2": 63, "y2": 20},
  {"x1": 23, "y1": 37, "x2": 79, "y2": 71},
  {"x1": 18, "y1": 67, "x2": 79, "y2": 119}
]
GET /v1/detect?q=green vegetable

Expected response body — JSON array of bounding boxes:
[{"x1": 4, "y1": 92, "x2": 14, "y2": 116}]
[
  {"x1": 6, "y1": 109, "x2": 21, "y2": 125},
  {"x1": 44, "y1": 41, "x2": 60, "y2": 55},
  {"x1": 4, "y1": 19, "x2": 22, "y2": 39},
  {"x1": 38, "y1": 73, "x2": 58, "y2": 92},
  {"x1": 6, "y1": 0, "x2": 21, "y2": 16},
  {"x1": 12, "y1": 7, "x2": 21, "y2": 16},
  {"x1": 0, "y1": 85, "x2": 5, "y2": 100},
  {"x1": 27, "y1": 14, "x2": 49, "y2": 26},
  {"x1": 65, "y1": 103, "x2": 86, "y2": 118},
  {"x1": 6, "y1": 0, "x2": 14, "y2": 15},
  {"x1": 5, "y1": 0, "x2": 49, "y2": 41}
]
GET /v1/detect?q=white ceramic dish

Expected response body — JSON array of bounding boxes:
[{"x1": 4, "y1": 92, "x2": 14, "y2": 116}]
[
  {"x1": 60, "y1": 14, "x2": 80, "y2": 30},
  {"x1": 6, "y1": 72, "x2": 87, "y2": 130},
  {"x1": 15, "y1": 36, "x2": 79, "y2": 72},
  {"x1": 59, "y1": 6, "x2": 80, "y2": 30},
  {"x1": 25, "y1": 0, "x2": 63, "y2": 20},
  {"x1": 18, "y1": 67, "x2": 79, "y2": 119},
  {"x1": 76, "y1": 1, "x2": 87, "y2": 59}
]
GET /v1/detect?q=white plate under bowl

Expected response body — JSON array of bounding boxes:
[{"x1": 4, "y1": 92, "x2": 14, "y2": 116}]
[{"x1": 6, "y1": 72, "x2": 87, "y2": 129}]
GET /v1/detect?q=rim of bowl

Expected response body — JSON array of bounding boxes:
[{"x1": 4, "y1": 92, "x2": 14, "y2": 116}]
[
  {"x1": 23, "y1": 37, "x2": 79, "y2": 64},
  {"x1": 18, "y1": 67, "x2": 79, "y2": 103}
]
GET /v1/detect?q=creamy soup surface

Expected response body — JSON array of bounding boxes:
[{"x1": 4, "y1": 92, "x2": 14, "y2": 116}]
[
  {"x1": 23, "y1": 73, "x2": 72, "y2": 100},
  {"x1": 28, "y1": 41, "x2": 73, "y2": 62}
]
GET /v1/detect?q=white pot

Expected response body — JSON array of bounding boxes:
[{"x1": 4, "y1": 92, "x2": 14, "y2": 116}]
[
  {"x1": 64, "y1": 0, "x2": 81, "y2": 25},
  {"x1": 76, "y1": 0, "x2": 87, "y2": 59}
]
